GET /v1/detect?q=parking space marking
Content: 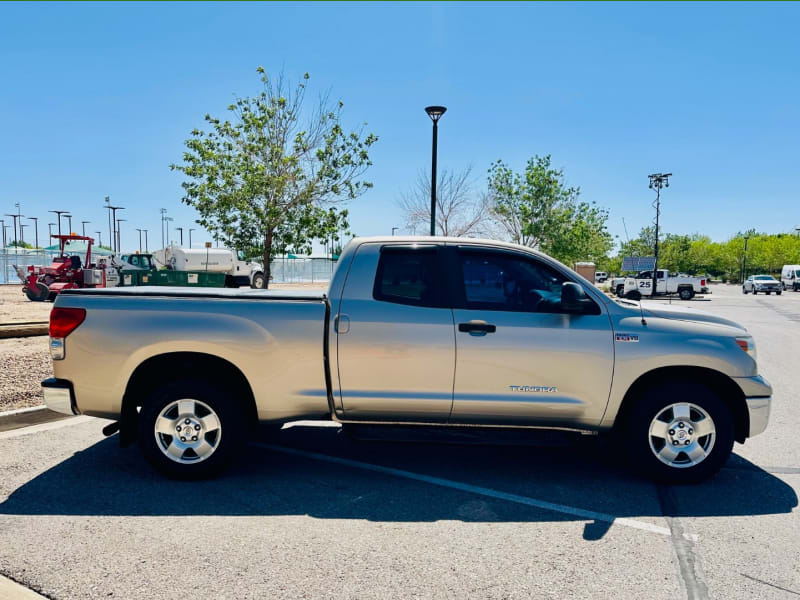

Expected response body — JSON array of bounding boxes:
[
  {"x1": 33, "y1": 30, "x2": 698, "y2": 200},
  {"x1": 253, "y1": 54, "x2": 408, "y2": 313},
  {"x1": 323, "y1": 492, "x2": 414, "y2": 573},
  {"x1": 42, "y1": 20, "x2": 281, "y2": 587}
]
[{"x1": 254, "y1": 442, "x2": 698, "y2": 541}]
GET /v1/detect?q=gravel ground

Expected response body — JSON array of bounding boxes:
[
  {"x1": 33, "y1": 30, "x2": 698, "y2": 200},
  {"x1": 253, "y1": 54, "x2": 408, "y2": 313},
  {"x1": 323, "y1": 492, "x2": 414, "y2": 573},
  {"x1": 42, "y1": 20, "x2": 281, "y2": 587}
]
[
  {"x1": 0, "y1": 337, "x2": 52, "y2": 411},
  {"x1": 0, "y1": 285, "x2": 51, "y2": 324}
]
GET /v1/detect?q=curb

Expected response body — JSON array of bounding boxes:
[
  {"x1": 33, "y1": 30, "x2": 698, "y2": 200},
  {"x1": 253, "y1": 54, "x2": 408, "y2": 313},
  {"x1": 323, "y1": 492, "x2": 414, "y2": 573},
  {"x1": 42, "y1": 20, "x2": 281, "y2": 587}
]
[
  {"x1": 0, "y1": 574, "x2": 48, "y2": 599},
  {"x1": 0, "y1": 405, "x2": 71, "y2": 434},
  {"x1": 0, "y1": 322, "x2": 48, "y2": 339}
]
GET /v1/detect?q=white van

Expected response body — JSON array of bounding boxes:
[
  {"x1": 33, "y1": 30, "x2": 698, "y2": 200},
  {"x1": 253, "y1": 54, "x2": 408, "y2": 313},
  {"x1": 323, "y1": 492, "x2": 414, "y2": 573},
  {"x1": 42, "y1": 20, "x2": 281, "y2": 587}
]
[{"x1": 781, "y1": 264, "x2": 800, "y2": 292}]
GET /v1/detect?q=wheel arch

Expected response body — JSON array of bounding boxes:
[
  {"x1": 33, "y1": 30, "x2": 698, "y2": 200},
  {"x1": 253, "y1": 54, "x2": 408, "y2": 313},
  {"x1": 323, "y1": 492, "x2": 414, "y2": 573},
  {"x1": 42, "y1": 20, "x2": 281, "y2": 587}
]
[
  {"x1": 119, "y1": 352, "x2": 258, "y2": 447},
  {"x1": 614, "y1": 366, "x2": 749, "y2": 443}
]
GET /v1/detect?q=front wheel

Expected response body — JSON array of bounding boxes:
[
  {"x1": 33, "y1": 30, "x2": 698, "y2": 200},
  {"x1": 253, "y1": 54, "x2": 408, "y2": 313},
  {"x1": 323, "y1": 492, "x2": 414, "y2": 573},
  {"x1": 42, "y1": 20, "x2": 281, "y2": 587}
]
[
  {"x1": 138, "y1": 380, "x2": 246, "y2": 479},
  {"x1": 625, "y1": 290, "x2": 642, "y2": 301},
  {"x1": 776, "y1": 291, "x2": 782, "y2": 295},
  {"x1": 251, "y1": 272, "x2": 266, "y2": 289},
  {"x1": 624, "y1": 382, "x2": 733, "y2": 484},
  {"x1": 742, "y1": 287, "x2": 748, "y2": 294}
]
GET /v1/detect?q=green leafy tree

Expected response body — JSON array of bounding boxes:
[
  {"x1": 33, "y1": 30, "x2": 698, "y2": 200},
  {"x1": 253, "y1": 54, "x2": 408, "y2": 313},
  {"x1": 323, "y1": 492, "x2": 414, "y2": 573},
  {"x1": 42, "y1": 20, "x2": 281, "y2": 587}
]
[
  {"x1": 488, "y1": 155, "x2": 612, "y2": 264},
  {"x1": 171, "y1": 68, "x2": 378, "y2": 287},
  {"x1": 8, "y1": 240, "x2": 32, "y2": 249}
]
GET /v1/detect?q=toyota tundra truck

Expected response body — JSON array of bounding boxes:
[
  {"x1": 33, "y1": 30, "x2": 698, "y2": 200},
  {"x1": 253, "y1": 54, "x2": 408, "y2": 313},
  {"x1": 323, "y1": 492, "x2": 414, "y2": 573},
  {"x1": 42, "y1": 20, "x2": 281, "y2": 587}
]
[{"x1": 41, "y1": 236, "x2": 771, "y2": 484}]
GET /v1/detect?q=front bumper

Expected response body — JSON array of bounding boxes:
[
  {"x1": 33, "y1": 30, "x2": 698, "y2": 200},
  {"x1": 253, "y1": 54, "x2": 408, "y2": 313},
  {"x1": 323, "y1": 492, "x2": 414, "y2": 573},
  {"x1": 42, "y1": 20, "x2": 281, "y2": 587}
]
[
  {"x1": 41, "y1": 378, "x2": 79, "y2": 416},
  {"x1": 733, "y1": 375, "x2": 772, "y2": 437}
]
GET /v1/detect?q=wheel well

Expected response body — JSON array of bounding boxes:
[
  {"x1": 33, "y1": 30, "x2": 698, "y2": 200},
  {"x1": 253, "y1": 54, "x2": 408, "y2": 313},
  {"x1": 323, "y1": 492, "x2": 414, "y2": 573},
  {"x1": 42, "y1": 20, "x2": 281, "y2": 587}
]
[
  {"x1": 119, "y1": 352, "x2": 258, "y2": 447},
  {"x1": 614, "y1": 366, "x2": 749, "y2": 443}
]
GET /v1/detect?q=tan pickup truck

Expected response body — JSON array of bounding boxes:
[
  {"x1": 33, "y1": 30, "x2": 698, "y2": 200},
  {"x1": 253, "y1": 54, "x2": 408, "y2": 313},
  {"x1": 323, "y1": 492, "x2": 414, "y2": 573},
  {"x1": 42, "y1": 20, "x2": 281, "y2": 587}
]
[{"x1": 42, "y1": 236, "x2": 771, "y2": 483}]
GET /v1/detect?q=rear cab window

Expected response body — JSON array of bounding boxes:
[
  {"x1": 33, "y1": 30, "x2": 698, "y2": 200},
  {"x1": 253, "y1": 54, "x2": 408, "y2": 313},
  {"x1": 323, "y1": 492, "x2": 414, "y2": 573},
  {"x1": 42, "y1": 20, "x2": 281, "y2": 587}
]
[{"x1": 372, "y1": 246, "x2": 443, "y2": 307}]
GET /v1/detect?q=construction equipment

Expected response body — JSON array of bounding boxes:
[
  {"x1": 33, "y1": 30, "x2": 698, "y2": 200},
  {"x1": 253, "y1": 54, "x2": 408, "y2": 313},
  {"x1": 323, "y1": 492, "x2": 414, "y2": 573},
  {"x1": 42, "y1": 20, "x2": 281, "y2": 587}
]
[
  {"x1": 16, "y1": 234, "x2": 119, "y2": 302},
  {"x1": 118, "y1": 253, "x2": 225, "y2": 287}
]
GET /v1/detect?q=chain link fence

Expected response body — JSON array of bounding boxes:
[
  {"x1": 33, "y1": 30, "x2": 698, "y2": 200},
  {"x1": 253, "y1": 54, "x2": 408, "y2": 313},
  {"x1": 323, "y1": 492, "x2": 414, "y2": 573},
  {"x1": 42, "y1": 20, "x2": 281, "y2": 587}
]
[{"x1": 0, "y1": 249, "x2": 62, "y2": 285}]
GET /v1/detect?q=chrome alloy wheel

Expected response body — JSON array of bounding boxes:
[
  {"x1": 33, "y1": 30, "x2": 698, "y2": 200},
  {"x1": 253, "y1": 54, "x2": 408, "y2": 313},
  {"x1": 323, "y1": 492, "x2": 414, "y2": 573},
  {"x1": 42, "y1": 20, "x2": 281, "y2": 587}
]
[
  {"x1": 154, "y1": 399, "x2": 222, "y2": 464},
  {"x1": 648, "y1": 402, "x2": 716, "y2": 469}
]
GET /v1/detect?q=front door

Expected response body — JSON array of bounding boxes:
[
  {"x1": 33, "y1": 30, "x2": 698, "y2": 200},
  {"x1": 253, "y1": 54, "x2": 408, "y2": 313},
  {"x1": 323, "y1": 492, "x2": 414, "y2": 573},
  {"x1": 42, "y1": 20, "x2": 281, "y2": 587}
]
[
  {"x1": 336, "y1": 243, "x2": 456, "y2": 422},
  {"x1": 449, "y1": 247, "x2": 614, "y2": 428}
]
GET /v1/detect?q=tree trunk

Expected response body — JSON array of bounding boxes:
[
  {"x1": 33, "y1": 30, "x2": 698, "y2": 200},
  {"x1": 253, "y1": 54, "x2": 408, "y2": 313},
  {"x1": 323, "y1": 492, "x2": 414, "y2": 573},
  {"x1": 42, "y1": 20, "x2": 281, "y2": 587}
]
[{"x1": 262, "y1": 230, "x2": 273, "y2": 290}]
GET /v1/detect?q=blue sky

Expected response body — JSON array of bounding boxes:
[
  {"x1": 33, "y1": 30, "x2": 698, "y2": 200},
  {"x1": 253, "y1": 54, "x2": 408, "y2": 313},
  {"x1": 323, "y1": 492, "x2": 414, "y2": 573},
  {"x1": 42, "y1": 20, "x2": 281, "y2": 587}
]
[{"x1": 1, "y1": 1, "x2": 798, "y2": 252}]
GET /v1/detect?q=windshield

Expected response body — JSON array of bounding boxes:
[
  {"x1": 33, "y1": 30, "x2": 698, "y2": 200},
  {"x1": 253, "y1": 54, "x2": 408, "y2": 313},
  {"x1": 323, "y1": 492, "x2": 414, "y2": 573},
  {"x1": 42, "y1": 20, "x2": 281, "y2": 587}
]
[{"x1": 754, "y1": 276, "x2": 775, "y2": 281}]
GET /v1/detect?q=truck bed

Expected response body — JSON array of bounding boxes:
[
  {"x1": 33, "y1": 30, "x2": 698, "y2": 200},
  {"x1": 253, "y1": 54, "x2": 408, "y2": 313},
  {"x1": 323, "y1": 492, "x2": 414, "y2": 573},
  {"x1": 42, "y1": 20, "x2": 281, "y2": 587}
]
[{"x1": 60, "y1": 286, "x2": 328, "y2": 301}]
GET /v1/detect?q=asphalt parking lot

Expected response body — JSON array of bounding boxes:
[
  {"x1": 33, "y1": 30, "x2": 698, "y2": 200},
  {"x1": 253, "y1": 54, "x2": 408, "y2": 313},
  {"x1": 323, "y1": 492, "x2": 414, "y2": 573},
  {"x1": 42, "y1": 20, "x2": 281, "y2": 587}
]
[{"x1": 0, "y1": 284, "x2": 798, "y2": 599}]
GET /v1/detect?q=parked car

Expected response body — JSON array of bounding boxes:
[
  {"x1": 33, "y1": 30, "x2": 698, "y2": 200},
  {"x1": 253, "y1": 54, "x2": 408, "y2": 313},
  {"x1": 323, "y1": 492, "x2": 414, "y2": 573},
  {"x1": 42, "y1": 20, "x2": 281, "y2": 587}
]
[
  {"x1": 743, "y1": 275, "x2": 782, "y2": 295},
  {"x1": 42, "y1": 236, "x2": 771, "y2": 484},
  {"x1": 595, "y1": 271, "x2": 608, "y2": 283},
  {"x1": 780, "y1": 265, "x2": 800, "y2": 292}
]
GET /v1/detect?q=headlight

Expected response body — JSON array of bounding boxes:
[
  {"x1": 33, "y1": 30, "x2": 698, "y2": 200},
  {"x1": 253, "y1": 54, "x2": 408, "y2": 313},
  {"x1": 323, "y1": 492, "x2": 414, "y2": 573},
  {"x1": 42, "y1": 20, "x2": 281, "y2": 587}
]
[{"x1": 736, "y1": 337, "x2": 757, "y2": 361}]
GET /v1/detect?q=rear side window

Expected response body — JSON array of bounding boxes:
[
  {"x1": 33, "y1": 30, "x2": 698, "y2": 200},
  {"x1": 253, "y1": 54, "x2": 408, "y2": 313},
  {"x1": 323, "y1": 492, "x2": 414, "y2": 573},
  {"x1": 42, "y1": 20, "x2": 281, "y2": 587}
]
[{"x1": 373, "y1": 247, "x2": 442, "y2": 307}]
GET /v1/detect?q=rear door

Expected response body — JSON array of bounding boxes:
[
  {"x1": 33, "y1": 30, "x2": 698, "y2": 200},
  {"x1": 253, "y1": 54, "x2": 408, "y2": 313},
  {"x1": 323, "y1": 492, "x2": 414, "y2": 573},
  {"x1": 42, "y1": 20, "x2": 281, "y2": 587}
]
[
  {"x1": 335, "y1": 243, "x2": 456, "y2": 422},
  {"x1": 449, "y1": 247, "x2": 614, "y2": 427}
]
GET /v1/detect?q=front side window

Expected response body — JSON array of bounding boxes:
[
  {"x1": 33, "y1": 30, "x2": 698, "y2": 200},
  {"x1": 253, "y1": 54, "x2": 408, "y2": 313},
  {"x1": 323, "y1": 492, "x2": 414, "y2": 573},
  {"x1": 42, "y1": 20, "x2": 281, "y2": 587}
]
[
  {"x1": 458, "y1": 250, "x2": 573, "y2": 313},
  {"x1": 373, "y1": 247, "x2": 441, "y2": 307}
]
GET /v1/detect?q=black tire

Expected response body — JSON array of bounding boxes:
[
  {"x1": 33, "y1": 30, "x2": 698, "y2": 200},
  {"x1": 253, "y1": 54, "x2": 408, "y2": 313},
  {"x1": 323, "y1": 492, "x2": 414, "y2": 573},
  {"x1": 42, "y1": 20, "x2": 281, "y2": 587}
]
[
  {"x1": 678, "y1": 287, "x2": 694, "y2": 301},
  {"x1": 766, "y1": 291, "x2": 771, "y2": 295},
  {"x1": 24, "y1": 282, "x2": 49, "y2": 302},
  {"x1": 616, "y1": 284, "x2": 624, "y2": 297},
  {"x1": 776, "y1": 291, "x2": 782, "y2": 296},
  {"x1": 742, "y1": 287, "x2": 747, "y2": 294},
  {"x1": 251, "y1": 272, "x2": 266, "y2": 289},
  {"x1": 795, "y1": 283, "x2": 799, "y2": 292},
  {"x1": 625, "y1": 290, "x2": 642, "y2": 301},
  {"x1": 752, "y1": 290, "x2": 757, "y2": 295},
  {"x1": 623, "y1": 382, "x2": 734, "y2": 484},
  {"x1": 138, "y1": 380, "x2": 246, "y2": 479}
]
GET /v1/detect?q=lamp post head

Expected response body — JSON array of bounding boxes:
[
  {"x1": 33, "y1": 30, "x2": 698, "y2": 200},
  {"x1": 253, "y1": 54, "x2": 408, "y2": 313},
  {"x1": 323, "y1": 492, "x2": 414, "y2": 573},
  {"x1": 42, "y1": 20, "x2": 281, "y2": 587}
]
[{"x1": 425, "y1": 106, "x2": 447, "y2": 122}]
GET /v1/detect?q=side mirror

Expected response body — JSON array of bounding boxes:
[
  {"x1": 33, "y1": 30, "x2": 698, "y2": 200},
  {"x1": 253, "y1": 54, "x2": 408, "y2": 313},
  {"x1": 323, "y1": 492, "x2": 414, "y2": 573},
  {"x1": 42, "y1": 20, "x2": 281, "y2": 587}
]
[{"x1": 561, "y1": 282, "x2": 593, "y2": 313}]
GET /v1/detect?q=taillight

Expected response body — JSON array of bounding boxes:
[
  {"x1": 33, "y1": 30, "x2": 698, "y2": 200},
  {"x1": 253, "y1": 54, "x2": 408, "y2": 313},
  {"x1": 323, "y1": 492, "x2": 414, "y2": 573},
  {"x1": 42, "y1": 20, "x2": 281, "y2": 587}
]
[
  {"x1": 49, "y1": 308, "x2": 86, "y2": 338},
  {"x1": 701, "y1": 279, "x2": 706, "y2": 286}
]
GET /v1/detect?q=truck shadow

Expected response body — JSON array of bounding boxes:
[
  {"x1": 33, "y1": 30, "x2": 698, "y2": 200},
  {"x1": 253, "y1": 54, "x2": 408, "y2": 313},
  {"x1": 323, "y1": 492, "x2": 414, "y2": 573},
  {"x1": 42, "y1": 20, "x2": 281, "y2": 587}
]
[{"x1": 1, "y1": 424, "x2": 796, "y2": 542}]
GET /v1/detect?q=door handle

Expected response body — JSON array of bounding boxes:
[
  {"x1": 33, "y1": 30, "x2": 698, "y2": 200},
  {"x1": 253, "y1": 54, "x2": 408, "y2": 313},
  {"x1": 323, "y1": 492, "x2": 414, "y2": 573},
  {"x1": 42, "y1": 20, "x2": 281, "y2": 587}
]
[
  {"x1": 335, "y1": 314, "x2": 350, "y2": 334},
  {"x1": 458, "y1": 321, "x2": 496, "y2": 335}
]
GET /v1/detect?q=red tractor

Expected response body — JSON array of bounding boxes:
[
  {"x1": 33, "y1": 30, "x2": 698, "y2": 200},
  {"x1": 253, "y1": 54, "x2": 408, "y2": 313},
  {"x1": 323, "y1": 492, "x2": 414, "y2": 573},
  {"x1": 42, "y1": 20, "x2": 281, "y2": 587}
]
[{"x1": 16, "y1": 234, "x2": 117, "y2": 302}]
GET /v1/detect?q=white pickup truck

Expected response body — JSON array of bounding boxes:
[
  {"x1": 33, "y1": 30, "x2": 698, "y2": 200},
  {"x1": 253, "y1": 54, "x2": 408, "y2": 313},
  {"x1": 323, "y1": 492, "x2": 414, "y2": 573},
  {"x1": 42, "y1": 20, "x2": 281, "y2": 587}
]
[
  {"x1": 614, "y1": 270, "x2": 708, "y2": 301},
  {"x1": 41, "y1": 236, "x2": 770, "y2": 484}
]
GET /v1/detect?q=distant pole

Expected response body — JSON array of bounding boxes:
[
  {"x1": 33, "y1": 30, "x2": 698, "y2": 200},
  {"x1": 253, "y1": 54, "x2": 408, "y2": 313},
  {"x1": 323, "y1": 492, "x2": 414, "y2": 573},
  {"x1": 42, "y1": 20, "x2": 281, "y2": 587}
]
[
  {"x1": 19, "y1": 223, "x2": 28, "y2": 245},
  {"x1": 742, "y1": 235, "x2": 750, "y2": 283},
  {"x1": 106, "y1": 205, "x2": 124, "y2": 252},
  {"x1": 189, "y1": 228, "x2": 195, "y2": 248},
  {"x1": 49, "y1": 210, "x2": 69, "y2": 239},
  {"x1": 81, "y1": 220, "x2": 90, "y2": 237},
  {"x1": 176, "y1": 227, "x2": 184, "y2": 246},
  {"x1": 104, "y1": 197, "x2": 112, "y2": 252},
  {"x1": 116, "y1": 219, "x2": 126, "y2": 251},
  {"x1": 143, "y1": 229, "x2": 148, "y2": 252},
  {"x1": 0, "y1": 219, "x2": 5, "y2": 247},
  {"x1": 136, "y1": 228, "x2": 143, "y2": 252},
  {"x1": 29, "y1": 217, "x2": 39, "y2": 248},
  {"x1": 160, "y1": 208, "x2": 167, "y2": 248},
  {"x1": 4, "y1": 213, "x2": 20, "y2": 246},
  {"x1": 425, "y1": 106, "x2": 447, "y2": 236},
  {"x1": 2, "y1": 225, "x2": 9, "y2": 248},
  {"x1": 392, "y1": 227, "x2": 399, "y2": 236},
  {"x1": 48, "y1": 223, "x2": 55, "y2": 239},
  {"x1": 65, "y1": 214, "x2": 73, "y2": 233},
  {"x1": 95, "y1": 231, "x2": 103, "y2": 248},
  {"x1": 648, "y1": 173, "x2": 672, "y2": 295}
]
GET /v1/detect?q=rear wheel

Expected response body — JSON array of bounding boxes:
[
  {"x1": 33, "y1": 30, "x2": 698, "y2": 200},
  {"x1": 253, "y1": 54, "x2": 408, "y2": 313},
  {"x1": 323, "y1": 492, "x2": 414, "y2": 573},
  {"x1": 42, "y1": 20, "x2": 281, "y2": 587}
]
[
  {"x1": 138, "y1": 380, "x2": 246, "y2": 479},
  {"x1": 624, "y1": 382, "x2": 734, "y2": 484},
  {"x1": 24, "y1": 282, "x2": 49, "y2": 302},
  {"x1": 777, "y1": 290, "x2": 782, "y2": 295},
  {"x1": 616, "y1": 284, "x2": 624, "y2": 297},
  {"x1": 742, "y1": 286, "x2": 748, "y2": 294},
  {"x1": 795, "y1": 283, "x2": 799, "y2": 292},
  {"x1": 678, "y1": 287, "x2": 694, "y2": 301}
]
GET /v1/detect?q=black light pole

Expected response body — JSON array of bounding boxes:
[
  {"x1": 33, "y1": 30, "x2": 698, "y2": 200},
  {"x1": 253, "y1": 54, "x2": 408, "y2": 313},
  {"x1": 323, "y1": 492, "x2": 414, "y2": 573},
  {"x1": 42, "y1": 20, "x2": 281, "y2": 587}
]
[
  {"x1": 424, "y1": 105, "x2": 447, "y2": 236},
  {"x1": 65, "y1": 214, "x2": 73, "y2": 233},
  {"x1": 742, "y1": 235, "x2": 750, "y2": 283},
  {"x1": 0, "y1": 219, "x2": 5, "y2": 247},
  {"x1": 29, "y1": 217, "x2": 39, "y2": 249},
  {"x1": 48, "y1": 223, "x2": 55, "y2": 239},
  {"x1": 108, "y1": 206, "x2": 124, "y2": 252},
  {"x1": 49, "y1": 210, "x2": 69, "y2": 238},
  {"x1": 2, "y1": 225, "x2": 9, "y2": 248},
  {"x1": 176, "y1": 227, "x2": 184, "y2": 246},
  {"x1": 189, "y1": 228, "x2": 195, "y2": 248},
  {"x1": 81, "y1": 221, "x2": 90, "y2": 237},
  {"x1": 647, "y1": 173, "x2": 671, "y2": 295},
  {"x1": 105, "y1": 197, "x2": 112, "y2": 251},
  {"x1": 19, "y1": 223, "x2": 28, "y2": 245},
  {"x1": 4, "y1": 213, "x2": 20, "y2": 246},
  {"x1": 392, "y1": 227, "x2": 399, "y2": 236},
  {"x1": 95, "y1": 231, "x2": 103, "y2": 248},
  {"x1": 116, "y1": 219, "x2": 127, "y2": 252},
  {"x1": 143, "y1": 229, "x2": 148, "y2": 252},
  {"x1": 136, "y1": 229, "x2": 143, "y2": 252}
]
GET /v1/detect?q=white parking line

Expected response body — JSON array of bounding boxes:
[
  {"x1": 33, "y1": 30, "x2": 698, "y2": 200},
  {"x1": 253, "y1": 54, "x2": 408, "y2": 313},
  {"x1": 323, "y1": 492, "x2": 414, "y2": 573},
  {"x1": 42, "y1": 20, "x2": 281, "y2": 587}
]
[{"x1": 254, "y1": 442, "x2": 698, "y2": 541}]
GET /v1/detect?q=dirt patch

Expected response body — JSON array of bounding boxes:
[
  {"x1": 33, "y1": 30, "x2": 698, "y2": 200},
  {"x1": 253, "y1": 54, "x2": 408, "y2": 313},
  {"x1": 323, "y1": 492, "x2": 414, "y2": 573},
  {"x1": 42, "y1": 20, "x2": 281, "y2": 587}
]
[
  {"x1": 0, "y1": 336, "x2": 52, "y2": 411},
  {"x1": 0, "y1": 285, "x2": 51, "y2": 324}
]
